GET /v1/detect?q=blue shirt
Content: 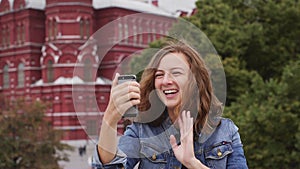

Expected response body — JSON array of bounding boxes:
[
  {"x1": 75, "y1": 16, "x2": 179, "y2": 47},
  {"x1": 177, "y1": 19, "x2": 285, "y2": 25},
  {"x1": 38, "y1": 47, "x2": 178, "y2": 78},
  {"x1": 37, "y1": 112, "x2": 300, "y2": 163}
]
[{"x1": 92, "y1": 118, "x2": 248, "y2": 169}]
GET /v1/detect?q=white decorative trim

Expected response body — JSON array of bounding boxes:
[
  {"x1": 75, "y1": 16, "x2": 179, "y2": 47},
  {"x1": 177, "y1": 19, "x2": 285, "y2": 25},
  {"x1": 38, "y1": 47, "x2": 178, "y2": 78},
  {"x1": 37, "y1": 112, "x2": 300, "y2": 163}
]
[
  {"x1": 46, "y1": 112, "x2": 104, "y2": 117},
  {"x1": 54, "y1": 126, "x2": 85, "y2": 130}
]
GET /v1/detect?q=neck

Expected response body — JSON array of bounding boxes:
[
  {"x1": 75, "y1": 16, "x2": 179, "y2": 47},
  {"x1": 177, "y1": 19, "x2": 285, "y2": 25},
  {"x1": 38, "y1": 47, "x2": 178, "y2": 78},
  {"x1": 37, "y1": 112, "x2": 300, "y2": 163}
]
[{"x1": 168, "y1": 108, "x2": 178, "y2": 123}]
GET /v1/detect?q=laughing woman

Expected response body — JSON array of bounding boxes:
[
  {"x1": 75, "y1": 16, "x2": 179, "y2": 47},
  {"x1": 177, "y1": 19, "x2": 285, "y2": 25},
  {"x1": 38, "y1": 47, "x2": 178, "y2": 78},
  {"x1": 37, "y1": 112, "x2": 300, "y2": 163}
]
[{"x1": 93, "y1": 41, "x2": 248, "y2": 169}]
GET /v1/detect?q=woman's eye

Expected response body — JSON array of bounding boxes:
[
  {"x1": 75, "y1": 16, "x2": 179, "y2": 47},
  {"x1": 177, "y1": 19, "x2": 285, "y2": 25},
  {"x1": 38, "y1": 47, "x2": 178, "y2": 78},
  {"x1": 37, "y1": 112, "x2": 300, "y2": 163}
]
[
  {"x1": 172, "y1": 71, "x2": 182, "y2": 76},
  {"x1": 155, "y1": 73, "x2": 164, "y2": 78}
]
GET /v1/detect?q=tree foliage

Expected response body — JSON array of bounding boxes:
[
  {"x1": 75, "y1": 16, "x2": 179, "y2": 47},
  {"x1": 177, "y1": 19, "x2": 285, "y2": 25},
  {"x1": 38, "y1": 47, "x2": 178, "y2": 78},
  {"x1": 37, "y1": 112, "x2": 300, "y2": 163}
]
[
  {"x1": 222, "y1": 56, "x2": 254, "y2": 105},
  {"x1": 225, "y1": 59, "x2": 300, "y2": 168},
  {"x1": 189, "y1": 1, "x2": 300, "y2": 167},
  {"x1": 129, "y1": 40, "x2": 167, "y2": 81},
  {"x1": 0, "y1": 98, "x2": 72, "y2": 169},
  {"x1": 189, "y1": 0, "x2": 300, "y2": 80}
]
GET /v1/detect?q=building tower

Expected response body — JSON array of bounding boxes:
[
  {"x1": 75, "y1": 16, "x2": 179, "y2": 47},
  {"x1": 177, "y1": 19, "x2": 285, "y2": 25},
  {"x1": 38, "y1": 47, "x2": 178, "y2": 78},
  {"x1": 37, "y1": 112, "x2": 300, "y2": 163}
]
[
  {"x1": 0, "y1": 0, "x2": 45, "y2": 102},
  {"x1": 42, "y1": 0, "x2": 95, "y2": 83}
]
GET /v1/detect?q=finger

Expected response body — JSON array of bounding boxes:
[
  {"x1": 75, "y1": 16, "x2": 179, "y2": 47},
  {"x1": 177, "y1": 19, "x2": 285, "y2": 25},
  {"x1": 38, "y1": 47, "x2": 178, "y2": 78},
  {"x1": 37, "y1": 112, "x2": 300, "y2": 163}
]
[
  {"x1": 126, "y1": 82, "x2": 140, "y2": 95},
  {"x1": 187, "y1": 111, "x2": 192, "y2": 131},
  {"x1": 115, "y1": 91, "x2": 140, "y2": 104},
  {"x1": 187, "y1": 110, "x2": 191, "y2": 118},
  {"x1": 116, "y1": 82, "x2": 140, "y2": 96},
  {"x1": 178, "y1": 111, "x2": 184, "y2": 137},
  {"x1": 115, "y1": 101, "x2": 134, "y2": 116},
  {"x1": 130, "y1": 98, "x2": 140, "y2": 106},
  {"x1": 181, "y1": 110, "x2": 191, "y2": 142},
  {"x1": 187, "y1": 111, "x2": 194, "y2": 138},
  {"x1": 182, "y1": 110, "x2": 188, "y2": 135},
  {"x1": 169, "y1": 135, "x2": 178, "y2": 150},
  {"x1": 188, "y1": 117, "x2": 194, "y2": 140},
  {"x1": 111, "y1": 73, "x2": 120, "y2": 88}
]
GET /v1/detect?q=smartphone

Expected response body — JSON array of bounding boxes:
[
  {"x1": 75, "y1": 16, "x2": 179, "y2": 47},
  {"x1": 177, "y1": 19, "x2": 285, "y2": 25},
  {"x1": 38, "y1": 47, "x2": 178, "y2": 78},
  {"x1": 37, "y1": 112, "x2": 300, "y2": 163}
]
[{"x1": 117, "y1": 75, "x2": 138, "y2": 117}]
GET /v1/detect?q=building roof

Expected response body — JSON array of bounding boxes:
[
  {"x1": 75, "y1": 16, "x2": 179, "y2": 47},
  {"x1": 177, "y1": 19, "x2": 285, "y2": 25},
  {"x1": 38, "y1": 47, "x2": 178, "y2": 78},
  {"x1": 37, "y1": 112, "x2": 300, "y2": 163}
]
[
  {"x1": 1, "y1": 0, "x2": 195, "y2": 17},
  {"x1": 158, "y1": 0, "x2": 196, "y2": 15},
  {"x1": 32, "y1": 76, "x2": 112, "y2": 86},
  {"x1": 93, "y1": 0, "x2": 175, "y2": 17},
  {"x1": 0, "y1": 0, "x2": 45, "y2": 12}
]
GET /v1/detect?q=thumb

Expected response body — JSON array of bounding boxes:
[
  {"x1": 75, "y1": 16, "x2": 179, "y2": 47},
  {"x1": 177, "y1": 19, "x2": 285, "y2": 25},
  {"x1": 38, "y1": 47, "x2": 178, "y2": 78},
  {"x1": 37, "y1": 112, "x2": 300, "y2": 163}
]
[
  {"x1": 170, "y1": 135, "x2": 178, "y2": 150},
  {"x1": 111, "y1": 73, "x2": 120, "y2": 87}
]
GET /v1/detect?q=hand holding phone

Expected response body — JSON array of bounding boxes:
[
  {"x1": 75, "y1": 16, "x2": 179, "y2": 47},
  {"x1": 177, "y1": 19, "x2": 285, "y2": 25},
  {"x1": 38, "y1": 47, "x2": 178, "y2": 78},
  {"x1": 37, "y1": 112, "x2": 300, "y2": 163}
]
[{"x1": 117, "y1": 75, "x2": 139, "y2": 117}]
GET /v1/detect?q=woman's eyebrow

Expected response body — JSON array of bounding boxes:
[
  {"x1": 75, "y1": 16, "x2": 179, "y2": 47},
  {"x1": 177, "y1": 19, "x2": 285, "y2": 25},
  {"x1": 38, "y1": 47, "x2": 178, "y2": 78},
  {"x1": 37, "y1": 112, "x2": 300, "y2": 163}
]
[
  {"x1": 170, "y1": 67, "x2": 185, "y2": 71},
  {"x1": 155, "y1": 69, "x2": 164, "y2": 73}
]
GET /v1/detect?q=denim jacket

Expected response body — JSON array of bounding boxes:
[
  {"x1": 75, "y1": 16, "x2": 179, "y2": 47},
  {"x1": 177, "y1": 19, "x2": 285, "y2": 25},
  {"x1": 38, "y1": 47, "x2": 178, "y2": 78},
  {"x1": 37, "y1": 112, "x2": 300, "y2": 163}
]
[{"x1": 92, "y1": 118, "x2": 248, "y2": 169}]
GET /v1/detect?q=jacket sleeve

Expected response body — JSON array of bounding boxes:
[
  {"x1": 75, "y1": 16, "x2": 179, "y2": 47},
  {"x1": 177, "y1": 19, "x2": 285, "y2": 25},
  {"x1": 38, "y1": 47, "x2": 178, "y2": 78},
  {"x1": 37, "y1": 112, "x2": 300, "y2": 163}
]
[
  {"x1": 92, "y1": 146, "x2": 127, "y2": 169},
  {"x1": 92, "y1": 123, "x2": 141, "y2": 169},
  {"x1": 226, "y1": 120, "x2": 249, "y2": 169}
]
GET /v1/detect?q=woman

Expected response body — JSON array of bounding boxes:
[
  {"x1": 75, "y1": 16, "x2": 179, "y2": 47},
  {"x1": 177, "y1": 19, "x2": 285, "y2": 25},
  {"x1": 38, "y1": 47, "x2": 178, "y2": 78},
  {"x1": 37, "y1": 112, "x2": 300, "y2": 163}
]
[{"x1": 93, "y1": 41, "x2": 248, "y2": 169}]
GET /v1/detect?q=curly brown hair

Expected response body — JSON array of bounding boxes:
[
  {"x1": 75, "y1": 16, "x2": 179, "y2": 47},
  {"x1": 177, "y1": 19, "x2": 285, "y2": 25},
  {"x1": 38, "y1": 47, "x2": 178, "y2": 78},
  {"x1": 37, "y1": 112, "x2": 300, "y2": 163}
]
[{"x1": 137, "y1": 40, "x2": 222, "y2": 138}]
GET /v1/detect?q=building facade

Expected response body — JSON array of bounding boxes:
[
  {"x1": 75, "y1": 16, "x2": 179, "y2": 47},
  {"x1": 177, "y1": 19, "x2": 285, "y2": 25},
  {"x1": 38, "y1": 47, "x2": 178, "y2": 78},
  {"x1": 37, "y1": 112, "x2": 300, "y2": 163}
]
[{"x1": 0, "y1": 0, "x2": 192, "y2": 140}]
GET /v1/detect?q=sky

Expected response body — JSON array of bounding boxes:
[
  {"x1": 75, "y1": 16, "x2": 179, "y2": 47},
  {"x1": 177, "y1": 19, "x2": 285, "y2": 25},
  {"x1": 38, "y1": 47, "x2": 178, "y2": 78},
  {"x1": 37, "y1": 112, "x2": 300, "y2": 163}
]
[{"x1": 159, "y1": 0, "x2": 197, "y2": 13}]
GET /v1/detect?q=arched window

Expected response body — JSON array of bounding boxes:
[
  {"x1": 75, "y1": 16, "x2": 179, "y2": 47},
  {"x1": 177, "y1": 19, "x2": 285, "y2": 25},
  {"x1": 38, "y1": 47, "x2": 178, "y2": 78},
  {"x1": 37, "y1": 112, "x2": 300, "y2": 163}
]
[
  {"x1": 139, "y1": 20, "x2": 143, "y2": 44},
  {"x1": 118, "y1": 22, "x2": 123, "y2": 40},
  {"x1": 3, "y1": 65, "x2": 9, "y2": 88},
  {"x1": 18, "y1": 63, "x2": 24, "y2": 87},
  {"x1": 53, "y1": 20, "x2": 57, "y2": 39},
  {"x1": 80, "y1": 19, "x2": 84, "y2": 39},
  {"x1": 152, "y1": 21, "x2": 156, "y2": 41},
  {"x1": 1, "y1": 27, "x2": 5, "y2": 47},
  {"x1": 19, "y1": 3, "x2": 24, "y2": 9},
  {"x1": 84, "y1": 59, "x2": 92, "y2": 82},
  {"x1": 47, "y1": 60, "x2": 54, "y2": 82},
  {"x1": 6, "y1": 26, "x2": 10, "y2": 47},
  {"x1": 17, "y1": 25, "x2": 21, "y2": 44},
  {"x1": 124, "y1": 23, "x2": 128, "y2": 43},
  {"x1": 22, "y1": 24, "x2": 25, "y2": 43},
  {"x1": 48, "y1": 19, "x2": 53, "y2": 40},
  {"x1": 85, "y1": 19, "x2": 90, "y2": 38},
  {"x1": 133, "y1": 25, "x2": 137, "y2": 44}
]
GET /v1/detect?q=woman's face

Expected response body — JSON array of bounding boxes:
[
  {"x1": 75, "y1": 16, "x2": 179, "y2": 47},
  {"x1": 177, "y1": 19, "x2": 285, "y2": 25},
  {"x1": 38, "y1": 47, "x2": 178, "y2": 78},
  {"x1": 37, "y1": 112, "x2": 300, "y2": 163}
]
[{"x1": 154, "y1": 52, "x2": 190, "y2": 110}]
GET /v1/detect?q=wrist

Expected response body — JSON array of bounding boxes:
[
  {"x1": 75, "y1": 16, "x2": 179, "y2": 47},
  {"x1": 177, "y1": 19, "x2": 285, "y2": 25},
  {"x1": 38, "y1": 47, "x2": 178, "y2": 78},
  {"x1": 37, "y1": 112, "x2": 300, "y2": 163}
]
[
  {"x1": 103, "y1": 105, "x2": 122, "y2": 126},
  {"x1": 188, "y1": 157, "x2": 208, "y2": 169}
]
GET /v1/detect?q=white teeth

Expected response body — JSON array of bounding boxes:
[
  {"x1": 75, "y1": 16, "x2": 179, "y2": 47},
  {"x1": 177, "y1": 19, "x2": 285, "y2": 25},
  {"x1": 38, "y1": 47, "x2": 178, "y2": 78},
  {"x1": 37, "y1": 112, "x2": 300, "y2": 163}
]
[{"x1": 163, "y1": 90, "x2": 177, "y2": 94}]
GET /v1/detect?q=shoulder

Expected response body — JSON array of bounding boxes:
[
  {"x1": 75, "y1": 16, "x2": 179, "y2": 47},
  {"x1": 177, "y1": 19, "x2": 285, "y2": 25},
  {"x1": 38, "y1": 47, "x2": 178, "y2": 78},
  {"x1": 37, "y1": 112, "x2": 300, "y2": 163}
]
[
  {"x1": 124, "y1": 121, "x2": 155, "y2": 137},
  {"x1": 123, "y1": 122, "x2": 141, "y2": 137},
  {"x1": 202, "y1": 118, "x2": 240, "y2": 145},
  {"x1": 219, "y1": 117, "x2": 239, "y2": 132},
  {"x1": 207, "y1": 118, "x2": 239, "y2": 140}
]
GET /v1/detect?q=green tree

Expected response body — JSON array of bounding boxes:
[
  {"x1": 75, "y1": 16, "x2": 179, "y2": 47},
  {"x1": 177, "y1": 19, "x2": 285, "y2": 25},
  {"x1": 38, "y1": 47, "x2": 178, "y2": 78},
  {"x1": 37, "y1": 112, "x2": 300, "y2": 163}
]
[
  {"x1": 189, "y1": 0, "x2": 300, "y2": 79},
  {"x1": 225, "y1": 59, "x2": 300, "y2": 168},
  {"x1": 0, "y1": 98, "x2": 72, "y2": 169},
  {"x1": 130, "y1": 39, "x2": 167, "y2": 81},
  {"x1": 222, "y1": 56, "x2": 254, "y2": 105}
]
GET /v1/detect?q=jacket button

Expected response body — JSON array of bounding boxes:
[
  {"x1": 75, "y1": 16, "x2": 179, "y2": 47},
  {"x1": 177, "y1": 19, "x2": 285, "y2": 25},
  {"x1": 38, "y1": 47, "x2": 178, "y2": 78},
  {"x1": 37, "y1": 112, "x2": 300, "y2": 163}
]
[
  {"x1": 152, "y1": 153, "x2": 156, "y2": 160},
  {"x1": 217, "y1": 149, "x2": 222, "y2": 157}
]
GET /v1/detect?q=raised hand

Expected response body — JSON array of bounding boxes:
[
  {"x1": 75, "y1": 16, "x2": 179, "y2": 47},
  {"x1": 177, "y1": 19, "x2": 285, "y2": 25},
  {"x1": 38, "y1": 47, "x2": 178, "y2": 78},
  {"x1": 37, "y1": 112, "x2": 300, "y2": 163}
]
[
  {"x1": 98, "y1": 73, "x2": 140, "y2": 164},
  {"x1": 104, "y1": 73, "x2": 140, "y2": 125},
  {"x1": 169, "y1": 110, "x2": 208, "y2": 169}
]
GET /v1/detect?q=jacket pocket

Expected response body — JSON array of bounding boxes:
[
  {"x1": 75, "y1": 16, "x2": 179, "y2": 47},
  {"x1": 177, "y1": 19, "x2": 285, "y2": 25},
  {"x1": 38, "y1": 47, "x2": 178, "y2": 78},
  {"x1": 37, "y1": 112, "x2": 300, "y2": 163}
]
[
  {"x1": 139, "y1": 142, "x2": 167, "y2": 169},
  {"x1": 204, "y1": 141, "x2": 233, "y2": 169}
]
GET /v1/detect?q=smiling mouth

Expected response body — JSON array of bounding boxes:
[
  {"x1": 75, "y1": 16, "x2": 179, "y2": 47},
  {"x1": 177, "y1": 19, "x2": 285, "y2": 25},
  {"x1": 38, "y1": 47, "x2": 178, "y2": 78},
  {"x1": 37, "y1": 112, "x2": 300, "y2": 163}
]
[{"x1": 163, "y1": 89, "x2": 178, "y2": 95}]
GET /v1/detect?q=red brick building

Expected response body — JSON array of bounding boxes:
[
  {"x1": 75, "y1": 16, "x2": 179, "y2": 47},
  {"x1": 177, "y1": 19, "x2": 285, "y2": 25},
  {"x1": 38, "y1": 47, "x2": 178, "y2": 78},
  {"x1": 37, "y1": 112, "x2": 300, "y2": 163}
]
[{"x1": 0, "y1": 0, "x2": 193, "y2": 140}]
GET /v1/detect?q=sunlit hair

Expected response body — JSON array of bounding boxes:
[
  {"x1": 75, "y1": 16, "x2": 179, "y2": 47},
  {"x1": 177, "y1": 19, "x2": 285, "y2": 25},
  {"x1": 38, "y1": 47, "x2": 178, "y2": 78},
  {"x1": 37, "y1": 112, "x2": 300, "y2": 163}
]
[{"x1": 138, "y1": 40, "x2": 222, "y2": 138}]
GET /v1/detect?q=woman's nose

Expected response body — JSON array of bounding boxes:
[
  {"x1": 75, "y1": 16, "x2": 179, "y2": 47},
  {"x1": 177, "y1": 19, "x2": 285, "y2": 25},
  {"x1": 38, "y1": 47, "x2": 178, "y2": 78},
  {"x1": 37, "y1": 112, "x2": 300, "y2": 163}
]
[{"x1": 162, "y1": 73, "x2": 173, "y2": 85}]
